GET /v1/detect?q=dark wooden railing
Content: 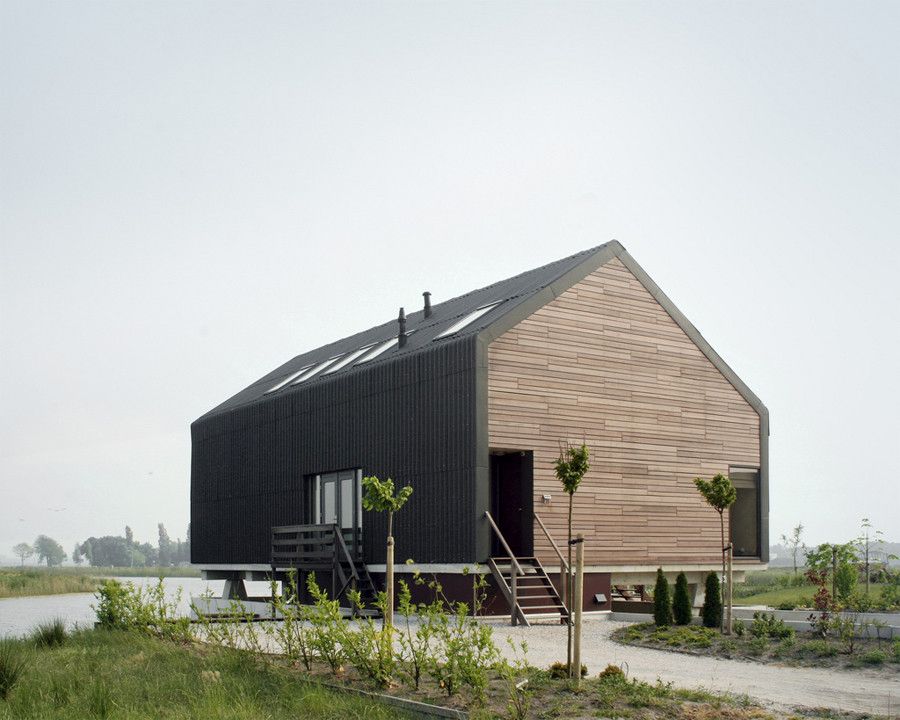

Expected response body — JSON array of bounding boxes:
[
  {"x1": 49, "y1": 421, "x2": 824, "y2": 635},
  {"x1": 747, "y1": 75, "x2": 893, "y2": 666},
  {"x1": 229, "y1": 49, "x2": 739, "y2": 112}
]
[{"x1": 271, "y1": 524, "x2": 364, "y2": 604}]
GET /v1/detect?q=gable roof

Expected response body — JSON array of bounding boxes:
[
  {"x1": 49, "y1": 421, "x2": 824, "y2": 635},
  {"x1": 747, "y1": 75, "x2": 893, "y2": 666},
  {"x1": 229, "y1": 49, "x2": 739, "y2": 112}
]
[
  {"x1": 197, "y1": 241, "x2": 617, "y2": 420},
  {"x1": 196, "y1": 240, "x2": 768, "y2": 425}
]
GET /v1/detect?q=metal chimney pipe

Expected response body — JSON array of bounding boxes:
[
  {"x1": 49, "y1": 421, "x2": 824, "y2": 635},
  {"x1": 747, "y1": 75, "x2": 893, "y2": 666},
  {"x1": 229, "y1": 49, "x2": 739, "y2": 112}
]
[
  {"x1": 423, "y1": 291, "x2": 432, "y2": 318},
  {"x1": 398, "y1": 307, "x2": 407, "y2": 347}
]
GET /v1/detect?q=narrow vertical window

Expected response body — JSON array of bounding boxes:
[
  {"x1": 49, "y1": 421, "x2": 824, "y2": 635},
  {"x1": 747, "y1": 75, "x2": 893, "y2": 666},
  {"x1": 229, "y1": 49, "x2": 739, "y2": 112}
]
[{"x1": 730, "y1": 468, "x2": 760, "y2": 558}]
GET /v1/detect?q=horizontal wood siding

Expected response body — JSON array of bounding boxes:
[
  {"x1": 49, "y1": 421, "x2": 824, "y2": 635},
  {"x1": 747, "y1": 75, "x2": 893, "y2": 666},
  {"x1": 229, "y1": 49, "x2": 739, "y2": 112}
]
[
  {"x1": 487, "y1": 258, "x2": 761, "y2": 567},
  {"x1": 192, "y1": 336, "x2": 478, "y2": 566}
]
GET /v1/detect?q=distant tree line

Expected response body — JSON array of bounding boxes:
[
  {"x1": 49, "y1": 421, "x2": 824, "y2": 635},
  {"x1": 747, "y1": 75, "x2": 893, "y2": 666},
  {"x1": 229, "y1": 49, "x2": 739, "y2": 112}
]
[{"x1": 11, "y1": 523, "x2": 190, "y2": 568}]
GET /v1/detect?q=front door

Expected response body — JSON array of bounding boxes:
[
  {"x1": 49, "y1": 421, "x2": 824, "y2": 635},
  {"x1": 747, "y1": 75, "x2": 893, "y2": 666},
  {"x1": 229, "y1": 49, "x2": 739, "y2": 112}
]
[
  {"x1": 489, "y1": 451, "x2": 534, "y2": 557},
  {"x1": 319, "y1": 469, "x2": 363, "y2": 559}
]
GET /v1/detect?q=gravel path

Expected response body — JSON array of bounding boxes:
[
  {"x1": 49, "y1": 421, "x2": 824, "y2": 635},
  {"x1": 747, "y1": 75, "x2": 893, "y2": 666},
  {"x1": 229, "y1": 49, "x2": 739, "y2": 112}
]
[{"x1": 486, "y1": 617, "x2": 900, "y2": 716}]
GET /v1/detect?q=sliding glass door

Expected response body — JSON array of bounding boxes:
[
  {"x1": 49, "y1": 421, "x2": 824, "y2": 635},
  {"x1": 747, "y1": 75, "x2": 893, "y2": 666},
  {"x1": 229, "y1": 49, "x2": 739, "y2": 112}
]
[{"x1": 315, "y1": 469, "x2": 363, "y2": 559}]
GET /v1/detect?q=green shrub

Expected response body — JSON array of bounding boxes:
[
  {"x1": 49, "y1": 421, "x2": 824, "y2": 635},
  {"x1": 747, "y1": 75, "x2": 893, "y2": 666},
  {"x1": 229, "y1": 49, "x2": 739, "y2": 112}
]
[
  {"x1": 773, "y1": 636, "x2": 795, "y2": 658},
  {"x1": 733, "y1": 618, "x2": 745, "y2": 637},
  {"x1": 548, "y1": 661, "x2": 587, "y2": 679},
  {"x1": 672, "y1": 572, "x2": 692, "y2": 625},
  {"x1": 598, "y1": 664, "x2": 625, "y2": 680},
  {"x1": 776, "y1": 601, "x2": 797, "y2": 610},
  {"x1": 860, "y1": 649, "x2": 886, "y2": 665},
  {"x1": 305, "y1": 574, "x2": 348, "y2": 674},
  {"x1": 94, "y1": 579, "x2": 190, "y2": 642},
  {"x1": 701, "y1": 573, "x2": 722, "y2": 629},
  {"x1": 804, "y1": 639, "x2": 837, "y2": 657},
  {"x1": 31, "y1": 618, "x2": 67, "y2": 648},
  {"x1": 834, "y1": 563, "x2": 857, "y2": 602},
  {"x1": 422, "y1": 580, "x2": 501, "y2": 699},
  {"x1": 750, "y1": 612, "x2": 794, "y2": 640},
  {"x1": 892, "y1": 640, "x2": 900, "y2": 663},
  {"x1": 653, "y1": 569, "x2": 673, "y2": 627},
  {"x1": 264, "y1": 572, "x2": 314, "y2": 670},
  {"x1": 342, "y1": 590, "x2": 395, "y2": 688},
  {"x1": 719, "y1": 638, "x2": 737, "y2": 655},
  {"x1": 0, "y1": 639, "x2": 27, "y2": 700},
  {"x1": 396, "y1": 579, "x2": 437, "y2": 690},
  {"x1": 747, "y1": 636, "x2": 769, "y2": 656}
]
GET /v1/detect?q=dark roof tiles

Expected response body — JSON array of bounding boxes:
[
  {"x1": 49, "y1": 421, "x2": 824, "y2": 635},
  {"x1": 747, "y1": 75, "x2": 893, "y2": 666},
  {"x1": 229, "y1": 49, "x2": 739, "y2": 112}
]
[{"x1": 198, "y1": 242, "x2": 613, "y2": 419}]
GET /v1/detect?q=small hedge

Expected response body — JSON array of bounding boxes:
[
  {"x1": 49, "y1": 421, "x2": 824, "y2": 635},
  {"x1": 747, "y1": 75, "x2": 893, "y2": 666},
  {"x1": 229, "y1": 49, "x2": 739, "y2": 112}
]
[
  {"x1": 673, "y1": 572, "x2": 692, "y2": 625},
  {"x1": 701, "y1": 572, "x2": 722, "y2": 629},
  {"x1": 653, "y1": 569, "x2": 673, "y2": 627}
]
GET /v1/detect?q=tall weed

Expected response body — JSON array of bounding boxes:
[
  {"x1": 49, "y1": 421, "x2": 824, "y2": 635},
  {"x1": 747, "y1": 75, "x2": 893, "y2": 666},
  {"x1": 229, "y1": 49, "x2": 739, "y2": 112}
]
[{"x1": 0, "y1": 639, "x2": 27, "y2": 700}]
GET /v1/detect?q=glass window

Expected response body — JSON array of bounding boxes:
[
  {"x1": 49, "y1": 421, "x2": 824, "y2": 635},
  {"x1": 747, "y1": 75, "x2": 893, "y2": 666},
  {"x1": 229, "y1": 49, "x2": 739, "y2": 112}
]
[
  {"x1": 321, "y1": 475, "x2": 337, "y2": 525},
  {"x1": 291, "y1": 356, "x2": 341, "y2": 385},
  {"x1": 340, "y1": 475, "x2": 354, "y2": 530},
  {"x1": 266, "y1": 365, "x2": 312, "y2": 393},
  {"x1": 435, "y1": 302, "x2": 501, "y2": 339},
  {"x1": 323, "y1": 345, "x2": 374, "y2": 374},
  {"x1": 356, "y1": 337, "x2": 398, "y2": 363},
  {"x1": 730, "y1": 469, "x2": 760, "y2": 557}
]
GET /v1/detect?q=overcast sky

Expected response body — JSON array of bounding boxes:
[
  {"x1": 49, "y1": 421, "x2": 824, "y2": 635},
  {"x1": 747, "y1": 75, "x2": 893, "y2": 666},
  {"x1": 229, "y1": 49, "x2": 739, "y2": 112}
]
[{"x1": 1, "y1": 1, "x2": 898, "y2": 561}]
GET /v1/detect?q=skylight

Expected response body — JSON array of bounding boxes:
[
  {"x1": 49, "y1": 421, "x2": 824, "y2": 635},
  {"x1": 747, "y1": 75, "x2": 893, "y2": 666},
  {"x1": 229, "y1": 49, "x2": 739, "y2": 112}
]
[
  {"x1": 323, "y1": 345, "x2": 375, "y2": 374},
  {"x1": 290, "y1": 356, "x2": 342, "y2": 384},
  {"x1": 435, "y1": 302, "x2": 501, "y2": 339},
  {"x1": 265, "y1": 365, "x2": 313, "y2": 393},
  {"x1": 355, "y1": 337, "x2": 398, "y2": 364}
]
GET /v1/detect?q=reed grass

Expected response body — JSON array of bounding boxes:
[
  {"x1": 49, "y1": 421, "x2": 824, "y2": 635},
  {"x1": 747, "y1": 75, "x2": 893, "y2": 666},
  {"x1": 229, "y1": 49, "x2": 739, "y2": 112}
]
[
  {"x1": 0, "y1": 567, "x2": 200, "y2": 599},
  {"x1": 30, "y1": 619, "x2": 67, "y2": 648},
  {"x1": 0, "y1": 570, "x2": 98, "y2": 599}
]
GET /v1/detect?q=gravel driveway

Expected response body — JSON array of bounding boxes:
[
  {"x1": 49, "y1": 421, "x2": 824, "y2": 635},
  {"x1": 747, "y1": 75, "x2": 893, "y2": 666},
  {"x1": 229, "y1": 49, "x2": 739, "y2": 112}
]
[{"x1": 485, "y1": 617, "x2": 899, "y2": 716}]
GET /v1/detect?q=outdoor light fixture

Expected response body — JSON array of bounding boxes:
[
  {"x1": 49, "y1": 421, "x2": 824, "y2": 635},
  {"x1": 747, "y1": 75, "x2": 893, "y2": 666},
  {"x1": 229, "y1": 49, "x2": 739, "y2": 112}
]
[
  {"x1": 541, "y1": 494, "x2": 552, "y2": 504},
  {"x1": 593, "y1": 593, "x2": 607, "y2": 605}
]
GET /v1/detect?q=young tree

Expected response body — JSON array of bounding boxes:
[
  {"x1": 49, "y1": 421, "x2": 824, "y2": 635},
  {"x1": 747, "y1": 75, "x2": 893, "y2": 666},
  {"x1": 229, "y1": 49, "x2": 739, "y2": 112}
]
[
  {"x1": 673, "y1": 571, "x2": 692, "y2": 625},
  {"x1": 125, "y1": 525, "x2": 135, "y2": 566},
  {"x1": 361, "y1": 475, "x2": 413, "y2": 632},
  {"x1": 555, "y1": 441, "x2": 590, "y2": 675},
  {"x1": 158, "y1": 523, "x2": 172, "y2": 566},
  {"x1": 780, "y1": 523, "x2": 805, "y2": 575},
  {"x1": 701, "y1": 572, "x2": 722, "y2": 629},
  {"x1": 12, "y1": 543, "x2": 34, "y2": 567},
  {"x1": 806, "y1": 542, "x2": 858, "y2": 602},
  {"x1": 653, "y1": 568, "x2": 673, "y2": 627},
  {"x1": 33, "y1": 535, "x2": 67, "y2": 567},
  {"x1": 693, "y1": 473, "x2": 736, "y2": 632},
  {"x1": 856, "y1": 518, "x2": 896, "y2": 595}
]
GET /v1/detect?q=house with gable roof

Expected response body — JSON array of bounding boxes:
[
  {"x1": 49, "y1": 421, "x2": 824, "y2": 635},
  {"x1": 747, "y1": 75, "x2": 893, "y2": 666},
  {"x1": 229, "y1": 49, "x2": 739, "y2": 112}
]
[{"x1": 191, "y1": 241, "x2": 768, "y2": 621}]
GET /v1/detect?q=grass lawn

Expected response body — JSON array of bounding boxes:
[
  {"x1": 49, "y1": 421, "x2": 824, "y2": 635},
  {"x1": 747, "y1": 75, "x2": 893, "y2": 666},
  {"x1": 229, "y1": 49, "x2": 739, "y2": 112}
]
[
  {"x1": 0, "y1": 629, "x2": 405, "y2": 719},
  {"x1": 614, "y1": 622, "x2": 900, "y2": 673},
  {"x1": 2, "y1": 625, "x2": 888, "y2": 720},
  {"x1": 734, "y1": 568, "x2": 897, "y2": 610},
  {"x1": 0, "y1": 567, "x2": 201, "y2": 599}
]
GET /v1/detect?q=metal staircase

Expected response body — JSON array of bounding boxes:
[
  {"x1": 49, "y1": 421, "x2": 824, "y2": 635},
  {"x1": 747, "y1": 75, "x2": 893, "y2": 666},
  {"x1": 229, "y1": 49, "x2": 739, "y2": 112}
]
[{"x1": 484, "y1": 511, "x2": 569, "y2": 626}]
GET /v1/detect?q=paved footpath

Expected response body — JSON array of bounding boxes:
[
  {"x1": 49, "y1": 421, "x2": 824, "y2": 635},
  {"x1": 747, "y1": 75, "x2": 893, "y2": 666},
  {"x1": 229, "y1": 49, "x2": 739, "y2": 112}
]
[{"x1": 486, "y1": 618, "x2": 900, "y2": 716}]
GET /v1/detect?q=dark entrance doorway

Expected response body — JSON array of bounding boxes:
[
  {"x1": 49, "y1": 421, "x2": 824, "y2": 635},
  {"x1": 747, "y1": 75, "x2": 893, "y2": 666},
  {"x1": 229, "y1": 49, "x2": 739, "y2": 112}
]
[{"x1": 489, "y1": 451, "x2": 534, "y2": 557}]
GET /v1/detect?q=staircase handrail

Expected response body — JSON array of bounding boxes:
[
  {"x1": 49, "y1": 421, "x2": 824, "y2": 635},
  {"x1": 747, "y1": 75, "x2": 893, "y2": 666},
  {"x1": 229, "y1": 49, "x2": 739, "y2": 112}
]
[
  {"x1": 483, "y1": 511, "x2": 524, "y2": 576},
  {"x1": 533, "y1": 512, "x2": 569, "y2": 572}
]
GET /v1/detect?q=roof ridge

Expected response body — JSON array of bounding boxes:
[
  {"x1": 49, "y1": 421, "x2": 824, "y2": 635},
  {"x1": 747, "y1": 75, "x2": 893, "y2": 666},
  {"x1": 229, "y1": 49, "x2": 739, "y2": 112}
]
[
  {"x1": 430, "y1": 242, "x2": 609, "y2": 309},
  {"x1": 260, "y1": 242, "x2": 612, "y2": 374}
]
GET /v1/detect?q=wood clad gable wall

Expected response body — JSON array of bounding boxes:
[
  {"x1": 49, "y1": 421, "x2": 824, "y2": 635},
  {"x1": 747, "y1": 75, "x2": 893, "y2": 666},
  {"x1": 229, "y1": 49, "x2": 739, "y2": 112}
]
[{"x1": 486, "y1": 257, "x2": 761, "y2": 567}]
